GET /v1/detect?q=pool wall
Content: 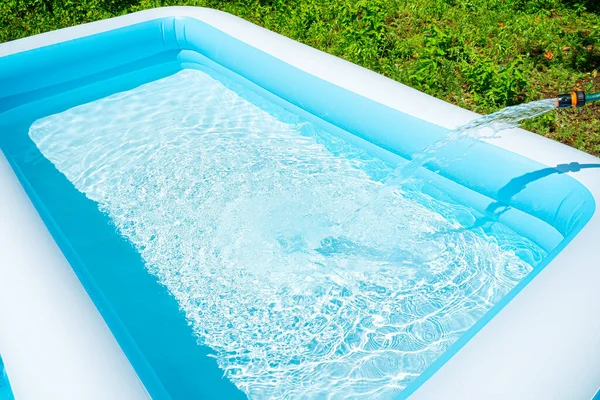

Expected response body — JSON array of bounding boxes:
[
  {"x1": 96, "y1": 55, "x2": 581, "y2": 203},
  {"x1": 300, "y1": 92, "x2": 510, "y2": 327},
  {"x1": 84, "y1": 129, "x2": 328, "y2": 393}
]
[
  {"x1": 0, "y1": 152, "x2": 150, "y2": 399},
  {"x1": 1, "y1": 7, "x2": 600, "y2": 400}
]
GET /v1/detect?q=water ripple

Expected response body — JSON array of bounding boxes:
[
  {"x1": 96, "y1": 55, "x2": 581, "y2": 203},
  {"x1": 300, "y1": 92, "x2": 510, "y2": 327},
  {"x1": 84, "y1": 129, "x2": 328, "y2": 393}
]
[{"x1": 29, "y1": 69, "x2": 545, "y2": 399}]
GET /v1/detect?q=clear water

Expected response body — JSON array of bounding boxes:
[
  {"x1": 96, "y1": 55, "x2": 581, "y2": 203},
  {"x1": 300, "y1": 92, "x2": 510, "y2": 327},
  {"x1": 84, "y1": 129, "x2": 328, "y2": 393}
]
[
  {"x1": 27, "y1": 68, "x2": 545, "y2": 399},
  {"x1": 401, "y1": 98, "x2": 557, "y2": 176},
  {"x1": 335, "y1": 99, "x2": 558, "y2": 235}
]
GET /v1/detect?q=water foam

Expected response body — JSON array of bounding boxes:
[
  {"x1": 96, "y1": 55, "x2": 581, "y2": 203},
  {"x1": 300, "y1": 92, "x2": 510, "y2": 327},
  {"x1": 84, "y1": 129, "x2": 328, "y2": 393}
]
[{"x1": 29, "y1": 68, "x2": 544, "y2": 399}]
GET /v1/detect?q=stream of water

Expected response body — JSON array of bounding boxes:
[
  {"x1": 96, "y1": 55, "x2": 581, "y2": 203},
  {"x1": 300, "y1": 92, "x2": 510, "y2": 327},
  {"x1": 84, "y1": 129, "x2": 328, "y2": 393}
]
[{"x1": 332, "y1": 98, "x2": 558, "y2": 234}]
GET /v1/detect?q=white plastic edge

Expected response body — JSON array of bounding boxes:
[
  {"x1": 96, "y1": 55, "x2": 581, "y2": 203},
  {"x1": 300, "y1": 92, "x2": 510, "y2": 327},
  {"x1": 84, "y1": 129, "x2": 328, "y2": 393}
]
[
  {"x1": 0, "y1": 153, "x2": 150, "y2": 399},
  {"x1": 1, "y1": 7, "x2": 599, "y2": 400}
]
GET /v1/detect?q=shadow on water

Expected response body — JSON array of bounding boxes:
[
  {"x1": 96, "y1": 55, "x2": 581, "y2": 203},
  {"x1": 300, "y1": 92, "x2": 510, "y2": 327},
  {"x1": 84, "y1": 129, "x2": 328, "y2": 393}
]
[
  {"x1": 471, "y1": 162, "x2": 600, "y2": 231},
  {"x1": 319, "y1": 159, "x2": 600, "y2": 259},
  {"x1": 487, "y1": 162, "x2": 600, "y2": 216},
  {"x1": 424, "y1": 162, "x2": 600, "y2": 239}
]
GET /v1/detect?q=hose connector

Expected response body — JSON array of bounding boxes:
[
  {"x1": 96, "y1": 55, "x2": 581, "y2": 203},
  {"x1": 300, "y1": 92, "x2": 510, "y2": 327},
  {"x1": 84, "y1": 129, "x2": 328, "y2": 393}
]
[{"x1": 557, "y1": 91, "x2": 587, "y2": 108}]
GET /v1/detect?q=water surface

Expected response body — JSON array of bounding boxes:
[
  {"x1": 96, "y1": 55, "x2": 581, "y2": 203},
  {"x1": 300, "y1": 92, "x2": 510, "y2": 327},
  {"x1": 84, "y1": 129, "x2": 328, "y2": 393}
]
[{"x1": 28, "y1": 68, "x2": 544, "y2": 399}]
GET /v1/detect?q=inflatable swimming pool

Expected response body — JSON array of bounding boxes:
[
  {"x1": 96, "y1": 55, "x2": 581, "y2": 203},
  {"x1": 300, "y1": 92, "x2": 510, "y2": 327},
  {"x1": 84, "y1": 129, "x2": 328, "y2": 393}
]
[{"x1": 1, "y1": 7, "x2": 599, "y2": 400}]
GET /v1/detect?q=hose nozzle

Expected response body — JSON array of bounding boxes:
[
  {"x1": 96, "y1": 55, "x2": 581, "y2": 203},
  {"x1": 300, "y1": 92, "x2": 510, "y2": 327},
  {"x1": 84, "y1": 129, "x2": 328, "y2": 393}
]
[{"x1": 556, "y1": 91, "x2": 586, "y2": 108}]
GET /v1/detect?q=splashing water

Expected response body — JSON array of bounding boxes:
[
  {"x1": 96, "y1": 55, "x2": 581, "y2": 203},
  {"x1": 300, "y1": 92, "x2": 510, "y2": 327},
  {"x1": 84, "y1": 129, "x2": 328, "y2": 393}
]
[
  {"x1": 406, "y1": 98, "x2": 557, "y2": 174},
  {"x1": 28, "y1": 69, "x2": 546, "y2": 399},
  {"x1": 332, "y1": 99, "x2": 558, "y2": 235}
]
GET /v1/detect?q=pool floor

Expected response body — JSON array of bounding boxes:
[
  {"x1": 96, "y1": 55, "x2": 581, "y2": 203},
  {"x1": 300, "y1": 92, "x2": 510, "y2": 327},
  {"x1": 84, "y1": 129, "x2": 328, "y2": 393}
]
[{"x1": 1, "y1": 66, "x2": 546, "y2": 399}]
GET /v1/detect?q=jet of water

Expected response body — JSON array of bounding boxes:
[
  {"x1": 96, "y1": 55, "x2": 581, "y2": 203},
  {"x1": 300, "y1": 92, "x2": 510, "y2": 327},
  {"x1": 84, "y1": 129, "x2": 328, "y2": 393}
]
[{"x1": 331, "y1": 98, "x2": 558, "y2": 234}]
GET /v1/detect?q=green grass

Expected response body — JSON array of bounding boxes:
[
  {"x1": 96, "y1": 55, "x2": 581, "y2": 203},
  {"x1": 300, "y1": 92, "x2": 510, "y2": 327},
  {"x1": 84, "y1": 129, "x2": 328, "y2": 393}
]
[{"x1": 1, "y1": 0, "x2": 599, "y2": 155}]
